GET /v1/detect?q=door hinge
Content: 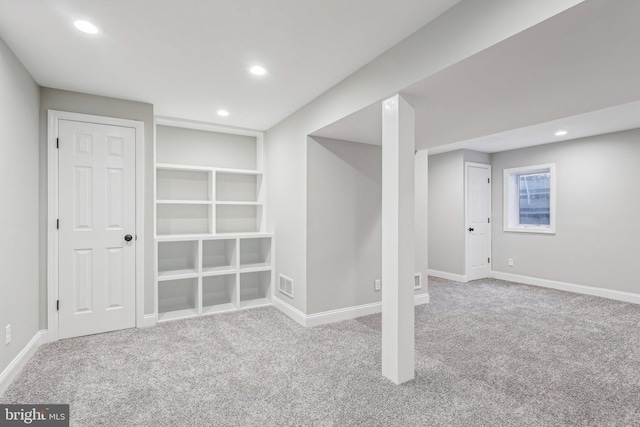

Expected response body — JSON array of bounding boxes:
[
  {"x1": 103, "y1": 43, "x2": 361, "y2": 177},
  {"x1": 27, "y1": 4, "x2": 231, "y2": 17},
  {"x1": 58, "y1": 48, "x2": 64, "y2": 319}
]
[
  {"x1": 56, "y1": 138, "x2": 59, "y2": 149},
  {"x1": 488, "y1": 218, "x2": 490, "y2": 224},
  {"x1": 488, "y1": 258, "x2": 491, "y2": 263},
  {"x1": 56, "y1": 219, "x2": 59, "y2": 229},
  {"x1": 488, "y1": 178, "x2": 490, "y2": 184},
  {"x1": 56, "y1": 300, "x2": 59, "y2": 311}
]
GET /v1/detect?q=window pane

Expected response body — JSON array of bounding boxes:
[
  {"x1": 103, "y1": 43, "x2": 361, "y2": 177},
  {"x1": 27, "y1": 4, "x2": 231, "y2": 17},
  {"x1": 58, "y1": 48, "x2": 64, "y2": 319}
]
[{"x1": 518, "y1": 173, "x2": 550, "y2": 225}]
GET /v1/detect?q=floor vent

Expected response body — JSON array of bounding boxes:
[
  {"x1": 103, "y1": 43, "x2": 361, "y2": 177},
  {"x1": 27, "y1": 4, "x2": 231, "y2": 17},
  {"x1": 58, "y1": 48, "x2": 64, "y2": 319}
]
[
  {"x1": 279, "y1": 274, "x2": 293, "y2": 298},
  {"x1": 414, "y1": 273, "x2": 422, "y2": 290}
]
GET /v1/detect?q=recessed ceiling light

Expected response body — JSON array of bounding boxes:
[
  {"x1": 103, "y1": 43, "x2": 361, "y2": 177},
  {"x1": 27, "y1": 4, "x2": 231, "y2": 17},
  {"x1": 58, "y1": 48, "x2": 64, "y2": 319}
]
[
  {"x1": 74, "y1": 20, "x2": 99, "y2": 34},
  {"x1": 249, "y1": 65, "x2": 267, "y2": 76},
  {"x1": 555, "y1": 130, "x2": 568, "y2": 137},
  {"x1": 217, "y1": 109, "x2": 230, "y2": 117}
]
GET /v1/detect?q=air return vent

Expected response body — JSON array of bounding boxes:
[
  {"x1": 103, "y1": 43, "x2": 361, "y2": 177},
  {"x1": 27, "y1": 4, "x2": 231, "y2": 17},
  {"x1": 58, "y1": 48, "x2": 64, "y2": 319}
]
[
  {"x1": 414, "y1": 273, "x2": 422, "y2": 290},
  {"x1": 279, "y1": 274, "x2": 293, "y2": 298}
]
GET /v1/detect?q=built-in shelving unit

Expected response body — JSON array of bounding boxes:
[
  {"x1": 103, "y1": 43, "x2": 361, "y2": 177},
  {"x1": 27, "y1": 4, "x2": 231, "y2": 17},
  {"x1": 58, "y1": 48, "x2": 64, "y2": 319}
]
[{"x1": 154, "y1": 119, "x2": 273, "y2": 323}]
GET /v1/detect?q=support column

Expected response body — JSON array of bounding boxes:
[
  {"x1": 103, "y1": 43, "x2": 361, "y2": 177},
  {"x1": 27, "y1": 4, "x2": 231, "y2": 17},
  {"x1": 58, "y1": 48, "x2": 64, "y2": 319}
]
[{"x1": 381, "y1": 94, "x2": 415, "y2": 385}]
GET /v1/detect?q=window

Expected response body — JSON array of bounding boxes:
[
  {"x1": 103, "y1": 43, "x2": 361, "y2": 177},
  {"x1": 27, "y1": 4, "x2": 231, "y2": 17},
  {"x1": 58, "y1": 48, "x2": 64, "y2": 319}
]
[{"x1": 504, "y1": 164, "x2": 556, "y2": 233}]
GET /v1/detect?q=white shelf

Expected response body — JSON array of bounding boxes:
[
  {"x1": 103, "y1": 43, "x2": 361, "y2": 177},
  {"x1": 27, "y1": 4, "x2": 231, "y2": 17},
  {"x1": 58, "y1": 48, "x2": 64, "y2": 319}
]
[
  {"x1": 155, "y1": 123, "x2": 271, "y2": 323},
  {"x1": 216, "y1": 167, "x2": 262, "y2": 175},
  {"x1": 157, "y1": 164, "x2": 262, "y2": 175},
  {"x1": 216, "y1": 201, "x2": 262, "y2": 206},
  {"x1": 158, "y1": 308, "x2": 199, "y2": 322},
  {"x1": 157, "y1": 268, "x2": 199, "y2": 281},
  {"x1": 202, "y1": 266, "x2": 236, "y2": 276},
  {"x1": 202, "y1": 303, "x2": 237, "y2": 315},
  {"x1": 155, "y1": 232, "x2": 273, "y2": 242},
  {"x1": 239, "y1": 263, "x2": 271, "y2": 273},
  {"x1": 157, "y1": 200, "x2": 213, "y2": 205},
  {"x1": 157, "y1": 163, "x2": 214, "y2": 172},
  {"x1": 239, "y1": 298, "x2": 271, "y2": 310}
]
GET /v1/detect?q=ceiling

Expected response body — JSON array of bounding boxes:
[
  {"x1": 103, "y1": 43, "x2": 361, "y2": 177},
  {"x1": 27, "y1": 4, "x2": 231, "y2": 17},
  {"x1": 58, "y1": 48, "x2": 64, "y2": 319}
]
[
  {"x1": 312, "y1": 0, "x2": 640, "y2": 154},
  {"x1": 0, "y1": 0, "x2": 460, "y2": 130}
]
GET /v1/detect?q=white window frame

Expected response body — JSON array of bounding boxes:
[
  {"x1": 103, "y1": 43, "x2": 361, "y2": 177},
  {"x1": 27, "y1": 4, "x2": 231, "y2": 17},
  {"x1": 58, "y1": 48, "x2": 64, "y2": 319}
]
[{"x1": 503, "y1": 163, "x2": 556, "y2": 234}]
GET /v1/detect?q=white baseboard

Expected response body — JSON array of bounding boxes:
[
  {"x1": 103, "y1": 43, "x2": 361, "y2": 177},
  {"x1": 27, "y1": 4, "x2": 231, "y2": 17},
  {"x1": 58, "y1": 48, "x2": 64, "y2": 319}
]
[
  {"x1": 414, "y1": 292, "x2": 430, "y2": 306},
  {"x1": 306, "y1": 302, "x2": 382, "y2": 327},
  {"x1": 428, "y1": 269, "x2": 468, "y2": 283},
  {"x1": 0, "y1": 330, "x2": 48, "y2": 396},
  {"x1": 491, "y1": 271, "x2": 640, "y2": 305},
  {"x1": 274, "y1": 293, "x2": 430, "y2": 328},
  {"x1": 141, "y1": 314, "x2": 157, "y2": 328},
  {"x1": 272, "y1": 298, "x2": 307, "y2": 327}
]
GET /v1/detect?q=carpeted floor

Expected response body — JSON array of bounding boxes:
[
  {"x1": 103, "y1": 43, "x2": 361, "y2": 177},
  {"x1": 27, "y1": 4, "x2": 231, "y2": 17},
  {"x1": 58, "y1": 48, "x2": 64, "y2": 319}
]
[{"x1": 3, "y1": 277, "x2": 640, "y2": 426}]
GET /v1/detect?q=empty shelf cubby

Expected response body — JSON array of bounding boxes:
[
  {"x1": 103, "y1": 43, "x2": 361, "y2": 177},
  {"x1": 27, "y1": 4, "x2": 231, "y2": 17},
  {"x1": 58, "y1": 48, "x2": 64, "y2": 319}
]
[
  {"x1": 202, "y1": 239, "x2": 236, "y2": 274},
  {"x1": 157, "y1": 168, "x2": 212, "y2": 202},
  {"x1": 157, "y1": 204, "x2": 211, "y2": 235},
  {"x1": 239, "y1": 271, "x2": 271, "y2": 308},
  {"x1": 158, "y1": 278, "x2": 198, "y2": 321},
  {"x1": 202, "y1": 274, "x2": 237, "y2": 314},
  {"x1": 216, "y1": 172, "x2": 261, "y2": 202},
  {"x1": 239, "y1": 237, "x2": 272, "y2": 271},
  {"x1": 157, "y1": 240, "x2": 198, "y2": 279},
  {"x1": 216, "y1": 205, "x2": 261, "y2": 234}
]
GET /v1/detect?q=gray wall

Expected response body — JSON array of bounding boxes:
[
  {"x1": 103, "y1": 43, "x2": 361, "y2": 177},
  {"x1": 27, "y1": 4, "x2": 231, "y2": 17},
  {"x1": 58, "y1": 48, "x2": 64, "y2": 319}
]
[
  {"x1": 306, "y1": 137, "x2": 428, "y2": 314},
  {"x1": 39, "y1": 88, "x2": 155, "y2": 325},
  {"x1": 306, "y1": 137, "x2": 382, "y2": 313},
  {"x1": 156, "y1": 126, "x2": 257, "y2": 170},
  {"x1": 266, "y1": 0, "x2": 578, "y2": 315},
  {"x1": 0, "y1": 37, "x2": 40, "y2": 374},
  {"x1": 491, "y1": 129, "x2": 640, "y2": 294},
  {"x1": 428, "y1": 150, "x2": 489, "y2": 275}
]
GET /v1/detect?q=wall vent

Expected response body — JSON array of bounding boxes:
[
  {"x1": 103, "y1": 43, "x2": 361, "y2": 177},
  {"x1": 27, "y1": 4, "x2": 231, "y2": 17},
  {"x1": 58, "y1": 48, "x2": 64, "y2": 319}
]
[
  {"x1": 279, "y1": 274, "x2": 293, "y2": 298},
  {"x1": 414, "y1": 273, "x2": 422, "y2": 290}
]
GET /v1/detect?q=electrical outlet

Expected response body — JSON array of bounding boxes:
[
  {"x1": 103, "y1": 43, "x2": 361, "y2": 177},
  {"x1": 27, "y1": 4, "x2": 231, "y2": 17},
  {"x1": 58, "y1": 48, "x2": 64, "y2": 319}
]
[
  {"x1": 374, "y1": 279, "x2": 381, "y2": 291},
  {"x1": 5, "y1": 324, "x2": 11, "y2": 345},
  {"x1": 508, "y1": 258, "x2": 514, "y2": 267}
]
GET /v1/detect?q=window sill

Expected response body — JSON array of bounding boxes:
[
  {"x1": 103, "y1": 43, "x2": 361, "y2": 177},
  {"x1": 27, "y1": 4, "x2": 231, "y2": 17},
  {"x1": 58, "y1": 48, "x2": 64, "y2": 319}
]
[{"x1": 504, "y1": 226, "x2": 555, "y2": 234}]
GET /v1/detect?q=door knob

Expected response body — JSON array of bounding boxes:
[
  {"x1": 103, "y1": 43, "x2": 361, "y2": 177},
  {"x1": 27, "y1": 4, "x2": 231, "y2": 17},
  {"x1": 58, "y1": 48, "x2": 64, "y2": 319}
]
[
  {"x1": 468, "y1": 228, "x2": 474, "y2": 232},
  {"x1": 124, "y1": 234, "x2": 133, "y2": 242}
]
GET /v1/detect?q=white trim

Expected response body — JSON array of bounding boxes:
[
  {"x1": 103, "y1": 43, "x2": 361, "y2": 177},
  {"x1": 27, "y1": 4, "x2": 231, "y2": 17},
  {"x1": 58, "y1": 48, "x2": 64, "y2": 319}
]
[
  {"x1": 428, "y1": 269, "x2": 468, "y2": 283},
  {"x1": 306, "y1": 302, "x2": 382, "y2": 327},
  {"x1": 47, "y1": 110, "x2": 145, "y2": 341},
  {"x1": 464, "y1": 162, "x2": 492, "y2": 281},
  {"x1": 155, "y1": 116, "x2": 263, "y2": 139},
  {"x1": 272, "y1": 297, "x2": 307, "y2": 327},
  {"x1": 273, "y1": 294, "x2": 430, "y2": 328},
  {"x1": 141, "y1": 314, "x2": 158, "y2": 328},
  {"x1": 414, "y1": 293, "x2": 430, "y2": 306},
  {"x1": 491, "y1": 271, "x2": 640, "y2": 305},
  {"x1": 0, "y1": 330, "x2": 48, "y2": 396}
]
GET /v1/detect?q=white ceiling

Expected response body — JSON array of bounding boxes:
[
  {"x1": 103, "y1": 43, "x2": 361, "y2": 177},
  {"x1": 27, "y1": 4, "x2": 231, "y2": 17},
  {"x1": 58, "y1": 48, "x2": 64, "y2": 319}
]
[
  {"x1": 312, "y1": 0, "x2": 640, "y2": 154},
  {"x1": 0, "y1": 0, "x2": 460, "y2": 130}
]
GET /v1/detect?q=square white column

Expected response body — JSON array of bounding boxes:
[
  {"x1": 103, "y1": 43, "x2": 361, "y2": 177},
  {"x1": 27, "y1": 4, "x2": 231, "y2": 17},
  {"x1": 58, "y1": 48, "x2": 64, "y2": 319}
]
[{"x1": 381, "y1": 94, "x2": 415, "y2": 385}]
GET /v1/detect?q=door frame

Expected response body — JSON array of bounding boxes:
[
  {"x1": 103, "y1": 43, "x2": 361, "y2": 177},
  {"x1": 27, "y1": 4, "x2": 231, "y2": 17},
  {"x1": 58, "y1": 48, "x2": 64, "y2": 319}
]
[
  {"x1": 47, "y1": 110, "x2": 145, "y2": 342},
  {"x1": 464, "y1": 162, "x2": 492, "y2": 280}
]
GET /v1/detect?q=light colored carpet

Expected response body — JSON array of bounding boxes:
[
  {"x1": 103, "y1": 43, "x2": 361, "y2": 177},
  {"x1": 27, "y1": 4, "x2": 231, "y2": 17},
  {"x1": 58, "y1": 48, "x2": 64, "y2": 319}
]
[{"x1": 3, "y1": 277, "x2": 640, "y2": 426}]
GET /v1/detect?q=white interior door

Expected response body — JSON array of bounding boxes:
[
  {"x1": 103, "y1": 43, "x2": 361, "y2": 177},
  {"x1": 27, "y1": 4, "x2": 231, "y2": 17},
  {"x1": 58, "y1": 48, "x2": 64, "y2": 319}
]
[
  {"x1": 466, "y1": 163, "x2": 491, "y2": 281},
  {"x1": 58, "y1": 119, "x2": 136, "y2": 339}
]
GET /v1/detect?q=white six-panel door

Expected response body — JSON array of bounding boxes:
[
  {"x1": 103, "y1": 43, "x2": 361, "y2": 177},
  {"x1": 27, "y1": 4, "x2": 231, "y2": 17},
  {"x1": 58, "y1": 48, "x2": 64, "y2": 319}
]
[
  {"x1": 466, "y1": 163, "x2": 491, "y2": 281},
  {"x1": 58, "y1": 119, "x2": 136, "y2": 339}
]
